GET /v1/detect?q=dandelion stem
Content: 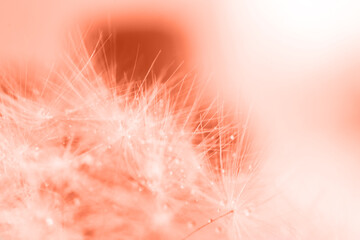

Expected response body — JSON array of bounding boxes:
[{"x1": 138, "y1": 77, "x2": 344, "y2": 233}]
[{"x1": 181, "y1": 210, "x2": 234, "y2": 240}]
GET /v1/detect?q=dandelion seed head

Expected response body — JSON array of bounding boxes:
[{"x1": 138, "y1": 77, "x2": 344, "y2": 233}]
[{"x1": 0, "y1": 27, "x2": 266, "y2": 240}]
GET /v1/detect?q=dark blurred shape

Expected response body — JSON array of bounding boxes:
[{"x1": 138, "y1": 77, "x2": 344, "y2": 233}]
[{"x1": 87, "y1": 22, "x2": 189, "y2": 84}]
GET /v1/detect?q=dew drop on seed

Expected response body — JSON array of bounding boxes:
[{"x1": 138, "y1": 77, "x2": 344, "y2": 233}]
[
  {"x1": 244, "y1": 208, "x2": 251, "y2": 217},
  {"x1": 45, "y1": 217, "x2": 54, "y2": 226},
  {"x1": 163, "y1": 203, "x2": 169, "y2": 210},
  {"x1": 187, "y1": 221, "x2": 196, "y2": 229},
  {"x1": 82, "y1": 155, "x2": 94, "y2": 165},
  {"x1": 230, "y1": 135, "x2": 234, "y2": 140},
  {"x1": 74, "y1": 198, "x2": 81, "y2": 206},
  {"x1": 215, "y1": 226, "x2": 223, "y2": 234}
]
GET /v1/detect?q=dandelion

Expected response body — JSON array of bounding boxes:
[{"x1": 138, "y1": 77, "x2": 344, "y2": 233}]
[{"x1": 0, "y1": 29, "x2": 267, "y2": 240}]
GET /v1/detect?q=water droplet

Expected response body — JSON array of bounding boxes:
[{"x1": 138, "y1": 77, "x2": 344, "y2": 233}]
[
  {"x1": 215, "y1": 226, "x2": 223, "y2": 234},
  {"x1": 82, "y1": 155, "x2": 93, "y2": 165},
  {"x1": 74, "y1": 198, "x2": 81, "y2": 206},
  {"x1": 230, "y1": 135, "x2": 235, "y2": 140},
  {"x1": 208, "y1": 219, "x2": 214, "y2": 223},
  {"x1": 45, "y1": 217, "x2": 54, "y2": 226},
  {"x1": 187, "y1": 221, "x2": 196, "y2": 229},
  {"x1": 244, "y1": 208, "x2": 251, "y2": 217},
  {"x1": 163, "y1": 203, "x2": 169, "y2": 210},
  {"x1": 33, "y1": 89, "x2": 40, "y2": 96}
]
